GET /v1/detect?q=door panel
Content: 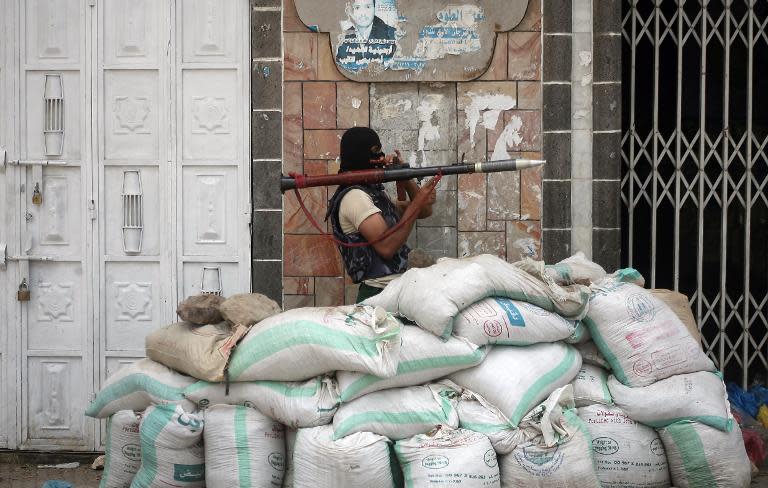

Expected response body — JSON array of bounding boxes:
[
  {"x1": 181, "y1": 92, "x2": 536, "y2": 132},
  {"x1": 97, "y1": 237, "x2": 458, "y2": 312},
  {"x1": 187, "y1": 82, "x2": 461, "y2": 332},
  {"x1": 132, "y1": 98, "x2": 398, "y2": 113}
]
[
  {"x1": 96, "y1": 0, "x2": 170, "y2": 450},
  {"x1": 26, "y1": 355, "x2": 85, "y2": 443},
  {"x1": 177, "y1": 0, "x2": 250, "y2": 302},
  {"x1": 103, "y1": 70, "x2": 160, "y2": 161},
  {"x1": 181, "y1": 166, "x2": 239, "y2": 256},
  {"x1": 24, "y1": 0, "x2": 81, "y2": 66}
]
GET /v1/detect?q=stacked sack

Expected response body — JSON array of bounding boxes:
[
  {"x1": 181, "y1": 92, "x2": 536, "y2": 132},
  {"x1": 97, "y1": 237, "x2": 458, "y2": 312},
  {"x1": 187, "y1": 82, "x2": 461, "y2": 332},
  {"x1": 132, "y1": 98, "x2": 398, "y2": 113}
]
[
  {"x1": 87, "y1": 252, "x2": 753, "y2": 488},
  {"x1": 582, "y1": 268, "x2": 752, "y2": 488}
]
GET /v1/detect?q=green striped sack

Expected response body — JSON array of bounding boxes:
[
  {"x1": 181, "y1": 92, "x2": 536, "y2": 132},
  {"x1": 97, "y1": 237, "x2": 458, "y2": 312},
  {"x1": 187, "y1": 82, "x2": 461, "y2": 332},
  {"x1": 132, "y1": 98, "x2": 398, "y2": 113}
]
[
  {"x1": 130, "y1": 404, "x2": 204, "y2": 488},
  {"x1": 658, "y1": 420, "x2": 751, "y2": 488},
  {"x1": 184, "y1": 375, "x2": 339, "y2": 428},
  {"x1": 86, "y1": 358, "x2": 197, "y2": 419},
  {"x1": 337, "y1": 326, "x2": 486, "y2": 402},
  {"x1": 449, "y1": 342, "x2": 582, "y2": 427},
  {"x1": 332, "y1": 383, "x2": 459, "y2": 441},
  {"x1": 584, "y1": 271, "x2": 715, "y2": 387},
  {"x1": 608, "y1": 371, "x2": 732, "y2": 431},
  {"x1": 203, "y1": 404, "x2": 285, "y2": 488},
  {"x1": 227, "y1": 305, "x2": 402, "y2": 382},
  {"x1": 395, "y1": 427, "x2": 500, "y2": 488},
  {"x1": 452, "y1": 298, "x2": 579, "y2": 346}
]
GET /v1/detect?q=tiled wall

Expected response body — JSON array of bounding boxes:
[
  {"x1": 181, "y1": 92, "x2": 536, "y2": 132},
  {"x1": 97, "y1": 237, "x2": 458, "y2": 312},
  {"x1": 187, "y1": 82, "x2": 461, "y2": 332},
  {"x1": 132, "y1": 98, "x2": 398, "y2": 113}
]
[{"x1": 281, "y1": 0, "x2": 544, "y2": 308}]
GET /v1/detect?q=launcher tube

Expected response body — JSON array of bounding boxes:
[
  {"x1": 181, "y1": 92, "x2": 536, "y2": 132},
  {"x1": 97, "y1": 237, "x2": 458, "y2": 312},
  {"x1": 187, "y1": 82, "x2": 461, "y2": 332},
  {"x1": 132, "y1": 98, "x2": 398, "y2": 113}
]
[{"x1": 280, "y1": 159, "x2": 545, "y2": 193}]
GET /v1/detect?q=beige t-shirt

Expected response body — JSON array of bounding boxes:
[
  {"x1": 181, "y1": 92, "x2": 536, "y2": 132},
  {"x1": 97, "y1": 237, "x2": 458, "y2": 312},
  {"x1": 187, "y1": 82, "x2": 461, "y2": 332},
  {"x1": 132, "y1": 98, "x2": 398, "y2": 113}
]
[{"x1": 339, "y1": 189, "x2": 403, "y2": 288}]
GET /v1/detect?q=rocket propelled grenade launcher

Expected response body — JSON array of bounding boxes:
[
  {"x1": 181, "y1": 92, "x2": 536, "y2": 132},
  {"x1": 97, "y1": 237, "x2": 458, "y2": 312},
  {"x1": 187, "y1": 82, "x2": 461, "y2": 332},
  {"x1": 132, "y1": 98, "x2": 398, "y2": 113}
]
[{"x1": 280, "y1": 158, "x2": 546, "y2": 193}]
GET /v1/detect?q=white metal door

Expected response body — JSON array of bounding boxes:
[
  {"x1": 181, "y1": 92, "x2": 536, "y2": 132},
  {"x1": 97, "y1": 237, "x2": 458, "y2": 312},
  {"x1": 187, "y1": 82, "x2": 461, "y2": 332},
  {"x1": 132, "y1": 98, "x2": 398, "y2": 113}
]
[
  {"x1": 16, "y1": 0, "x2": 95, "y2": 450},
  {"x1": 95, "y1": 0, "x2": 252, "y2": 448},
  {"x1": 1, "y1": 0, "x2": 251, "y2": 451}
]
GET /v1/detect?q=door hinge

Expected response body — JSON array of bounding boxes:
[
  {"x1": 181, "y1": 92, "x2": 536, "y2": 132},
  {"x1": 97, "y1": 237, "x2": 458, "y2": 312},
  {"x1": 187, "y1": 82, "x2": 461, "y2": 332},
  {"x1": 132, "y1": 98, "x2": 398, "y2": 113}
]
[
  {"x1": 88, "y1": 199, "x2": 96, "y2": 220},
  {"x1": 87, "y1": 0, "x2": 96, "y2": 7}
]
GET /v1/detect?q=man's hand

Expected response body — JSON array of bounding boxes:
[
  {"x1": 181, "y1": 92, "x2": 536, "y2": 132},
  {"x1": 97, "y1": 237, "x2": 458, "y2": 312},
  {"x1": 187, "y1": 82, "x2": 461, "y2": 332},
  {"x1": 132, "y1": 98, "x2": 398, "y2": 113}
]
[{"x1": 358, "y1": 176, "x2": 440, "y2": 260}]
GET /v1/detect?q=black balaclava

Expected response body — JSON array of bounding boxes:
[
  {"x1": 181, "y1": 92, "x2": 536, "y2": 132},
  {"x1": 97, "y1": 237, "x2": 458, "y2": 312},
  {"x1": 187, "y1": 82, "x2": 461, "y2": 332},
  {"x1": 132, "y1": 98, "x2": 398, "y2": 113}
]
[{"x1": 339, "y1": 127, "x2": 385, "y2": 173}]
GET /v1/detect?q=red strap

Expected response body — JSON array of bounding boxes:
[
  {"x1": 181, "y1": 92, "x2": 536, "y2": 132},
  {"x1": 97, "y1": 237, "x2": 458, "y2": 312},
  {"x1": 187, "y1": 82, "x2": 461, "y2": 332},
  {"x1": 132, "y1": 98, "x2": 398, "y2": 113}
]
[{"x1": 287, "y1": 171, "x2": 442, "y2": 249}]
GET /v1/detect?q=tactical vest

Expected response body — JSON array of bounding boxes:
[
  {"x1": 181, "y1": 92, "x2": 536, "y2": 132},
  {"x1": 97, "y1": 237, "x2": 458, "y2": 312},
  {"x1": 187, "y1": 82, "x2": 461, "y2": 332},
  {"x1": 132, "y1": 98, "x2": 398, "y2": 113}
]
[{"x1": 327, "y1": 184, "x2": 410, "y2": 284}]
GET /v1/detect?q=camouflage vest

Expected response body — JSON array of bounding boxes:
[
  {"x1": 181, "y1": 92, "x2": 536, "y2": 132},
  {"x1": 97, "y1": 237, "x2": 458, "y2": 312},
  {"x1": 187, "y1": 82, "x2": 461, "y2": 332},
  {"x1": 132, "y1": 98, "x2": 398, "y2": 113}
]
[{"x1": 327, "y1": 184, "x2": 410, "y2": 284}]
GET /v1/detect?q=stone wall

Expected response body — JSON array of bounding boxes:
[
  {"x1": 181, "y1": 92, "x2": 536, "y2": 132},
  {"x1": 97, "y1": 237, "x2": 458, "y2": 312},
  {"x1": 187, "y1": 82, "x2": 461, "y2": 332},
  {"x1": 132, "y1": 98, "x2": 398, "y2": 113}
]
[{"x1": 281, "y1": 0, "x2": 544, "y2": 308}]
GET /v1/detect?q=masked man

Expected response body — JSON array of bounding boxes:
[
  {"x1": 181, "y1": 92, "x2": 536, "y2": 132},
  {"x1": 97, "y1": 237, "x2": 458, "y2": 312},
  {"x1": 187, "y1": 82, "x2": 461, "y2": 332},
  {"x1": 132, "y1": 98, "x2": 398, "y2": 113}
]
[{"x1": 326, "y1": 127, "x2": 438, "y2": 302}]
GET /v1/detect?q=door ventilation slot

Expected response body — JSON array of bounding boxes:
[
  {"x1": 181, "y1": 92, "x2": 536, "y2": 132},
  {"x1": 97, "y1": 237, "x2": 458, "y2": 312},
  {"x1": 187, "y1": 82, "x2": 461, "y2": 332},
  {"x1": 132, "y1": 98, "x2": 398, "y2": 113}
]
[
  {"x1": 43, "y1": 74, "x2": 64, "y2": 156},
  {"x1": 200, "y1": 266, "x2": 223, "y2": 295},
  {"x1": 121, "y1": 170, "x2": 144, "y2": 254}
]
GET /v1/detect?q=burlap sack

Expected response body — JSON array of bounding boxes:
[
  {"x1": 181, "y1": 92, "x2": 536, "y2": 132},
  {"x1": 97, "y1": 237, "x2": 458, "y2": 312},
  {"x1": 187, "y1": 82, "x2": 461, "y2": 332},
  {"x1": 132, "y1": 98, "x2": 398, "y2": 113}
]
[
  {"x1": 650, "y1": 289, "x2": 701, "y2": 346},
  {"x1": 146, "y1": 321, "x2": 249, "y2": 382},
  {"x1": 176, "y1": 294, "x2": 225, "y2": 325},
  {"x1": 218, "y1": 293, "x2": 281, "y2": 326}
]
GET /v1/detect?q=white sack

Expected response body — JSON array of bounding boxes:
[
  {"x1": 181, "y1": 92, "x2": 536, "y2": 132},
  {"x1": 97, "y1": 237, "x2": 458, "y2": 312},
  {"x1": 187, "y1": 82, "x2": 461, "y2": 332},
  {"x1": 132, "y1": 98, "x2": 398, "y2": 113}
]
[
  {"x1": 575, "y1": 341, "x2": 611, "y2": 370},
  {"x1": 585, "y1": 272, "x2": 715, "y2": 387},
  {"x1": 203, "y1": 404, "x2": 285, "y2": 488},
  {"x1": 101, "y1": 410, "x2": 141, "y2": 488},
  {"x1": 608, "y1": 372, "x2": 732, "y2": 431},
  {"x1": 86, "y1": 359, "x2": 196, "y2": 418},
  {"x1": 364, "y1": 254, "x2": 591, "y2": 339},
  {"x1": 293, "y1": 425, "x2": 396, "y2": 488},
  {"x1": 282, "y1": 428, "x2": 297, "y2": 488},
  {"x1": 658, "y1": 420, "x2": 751, "y2": 488},
  {"x1": 184, "y1": 375, "x2": 339, "y2": 428},
  {"x1": 395, "y1": 427, "x2": 500, "y2": 488},
  {"x1": 332, "y1": 383, "x2": 459, "y2": 441},
  {"x1": 579, "y1": 404, "x2": 670, "y2": 488},
  {"x1": 449, "y1": 342, "x2": 582, "y2": 426},
  {"x1": 452, "y1": 297, "x2": 579, "y2": 346},
  {"x1": 130, "y1": 404, "x2": 205, "y2": 488},
  {"x1": 499, "y1": 386, "x2": 600, "y2": 487},
  {"x1": 227, "y1": 305, "x2": 401, "y2": 381},
  {"x1": 571, "y1": 364, "x2": 612, "y2": 407},
  {"x1": 337, "y1": 326, "x2": 485, "y2": 402},
  {"x1": 545, "y1": 252, "x2": 607, "y2": 286}
]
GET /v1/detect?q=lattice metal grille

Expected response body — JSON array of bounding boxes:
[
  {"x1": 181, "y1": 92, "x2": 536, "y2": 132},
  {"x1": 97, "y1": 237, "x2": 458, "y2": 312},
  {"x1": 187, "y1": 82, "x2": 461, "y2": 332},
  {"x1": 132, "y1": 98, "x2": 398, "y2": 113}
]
[{"x1": 621, "y1": 0, "x2": 768, "y2": 386}]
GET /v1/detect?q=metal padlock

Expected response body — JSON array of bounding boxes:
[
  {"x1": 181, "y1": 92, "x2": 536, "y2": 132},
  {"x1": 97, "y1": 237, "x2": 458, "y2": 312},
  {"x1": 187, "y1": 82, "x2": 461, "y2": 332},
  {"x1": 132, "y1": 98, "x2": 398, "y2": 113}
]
[
  {"x1": 32, "y1": 183, "x2": 42, "y2": 205},
  {"x1": 17, "y1": 279, "x2": 31, "y2": 302}
]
